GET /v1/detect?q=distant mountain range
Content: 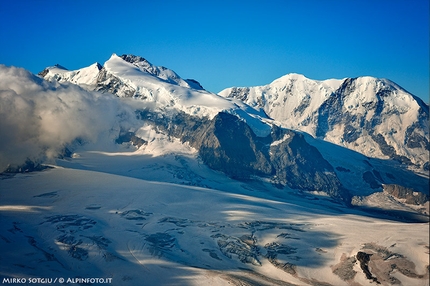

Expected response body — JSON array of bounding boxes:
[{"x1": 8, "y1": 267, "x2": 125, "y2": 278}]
[
  {"x1": 40, "y1": 54, "x2": 429, "y2": 172},
  {"x1": 33, "y1": 54, "x2": 429, "y2": 207},
  {"x1": 2, "y1": 53, "x2": 429, "y2": 206}
]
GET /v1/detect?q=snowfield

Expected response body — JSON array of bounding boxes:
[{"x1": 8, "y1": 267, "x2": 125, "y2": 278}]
[{"x1": 0, "y1": 146, "x2": 428, "y2": 285}]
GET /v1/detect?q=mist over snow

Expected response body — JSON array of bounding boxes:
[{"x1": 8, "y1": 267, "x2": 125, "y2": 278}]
[{"x1": 0, "y1": 65, "x2": 136, "y2": 172}]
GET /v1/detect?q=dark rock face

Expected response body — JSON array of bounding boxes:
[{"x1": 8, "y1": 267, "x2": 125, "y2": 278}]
[
  {"x1": 199, "y1": 112, "x2": 273, "y2": 180},
  {"x1": 316, "y1": 78, "x2": 353, "y2": 138},
  {"x1": 115, "y1": 132, "x2": 147, "y2": 148},
  {"x1": 343, "y1": 125, "x2": 361, "y2": 143},
  {"x1": 383, "y1": 184, "x2": 429, "y2": 205},
  {"x1": 120, "y1": 54, "x2": 161, "y2": 79},
  {"x1": 185, "y1": 79, "x2": 204, "y2": 90},
  {"x1": 3, "y1": 159, "x2": 51, "y2": 173},
  {"x1": 356, "y1": 251, "x2": 380, "y2": 283},
  {"x1": 136, "y1": 109, "x2": 350, "y2": 202},
  {"x1": 38, "y1": 68, "x2": 50, "y2": 78},
  {"x1": 405, "y1": 121, "x2": 430, "y2": 151},
  {"x1": 120, "y1": 54, "x2": 148, "y2": 64},
  {"x1": 370, "y1": 132, "x2": 412, "y2": 165},
  {"x1": 95, "y1": 68, "x2": 136, "y2": 97},
  {"x1": 226, "y1": 87, "x2": 251, "y2": 102},
  {"x1": 269, "y1": 126, "x2": 349, "y2": 201},
  {"x1": 293, "y1": 94, "x2": 311, "y2": 116}
]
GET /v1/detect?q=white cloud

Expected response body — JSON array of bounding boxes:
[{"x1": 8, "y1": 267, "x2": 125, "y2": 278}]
[{"x1": 0, "y1": 65, "x2": 135, "y2": 172}]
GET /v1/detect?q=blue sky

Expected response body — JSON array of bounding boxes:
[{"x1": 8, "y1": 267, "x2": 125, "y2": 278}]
[{"x1": 0, "y1": 0, "x2": 428, "y2": 101}]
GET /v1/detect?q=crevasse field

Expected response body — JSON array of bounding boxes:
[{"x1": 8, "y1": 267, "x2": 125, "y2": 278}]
[{"x1": 1, "y1": 141, "x2": 428, "y2": 285}]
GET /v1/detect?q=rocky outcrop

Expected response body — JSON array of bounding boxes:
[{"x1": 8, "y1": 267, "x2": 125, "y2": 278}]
[
  {"x1": 356, "y1": 251, "x2": 379, "y2": 283},
  {"x1": 3, "y1": 159, "x2": 51, "y2": 173},
  {"x1": 198, "y1": 112, "x2": 273, "y2": 180},
  {"x1": 136, "y1": 109, "x2": 351, "y2": 202},
  {"x1": 199, "y1": 113, "x2": 349, "y2": 201},
  {"x1": 184, "y1": 79, "x2": 204, "y2": 90},
  {"x1": 269, "y1": 125, "x2": 348, "y2": 200},
  {"x1": 95, "y1": 68, "x2": 136, "y2": 97},
  {"x1": 119, "y1": 54, "x2": 201, "y2": 89},
  {"x1": 383, "y1": 184, "x2": 429, "y2": 205},
  {"x1": 115, "y1": 131, "x2": 147, "y2": 148}
]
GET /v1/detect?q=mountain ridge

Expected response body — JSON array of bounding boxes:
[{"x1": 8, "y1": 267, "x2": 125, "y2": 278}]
[
  {"x1": 219, "y1": 73, "x2": 429, "y2": 172},
  {"x1": 11, "y1": 53, "x2": 425, "y2": 205}
]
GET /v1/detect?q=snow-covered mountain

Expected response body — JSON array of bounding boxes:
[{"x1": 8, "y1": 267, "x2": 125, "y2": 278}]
[
  {"x1": 40, "y1": 54, "x2": 202, "y2": 90},
  {"x1": 219, "y1": 74, "x2": 429, "y2": 172},
  {"x1": 34, "y1": 54, "x2": 430, "y2": 203},
  {"x1": 40, "y1": 54, "x2": 270, "y2": 127},
  {"x1": 37, "y1": 56, "x2": 347, "y2": 201},
  {"x1": 0, "y1": 54, "x2": 429, "y2": 285}
]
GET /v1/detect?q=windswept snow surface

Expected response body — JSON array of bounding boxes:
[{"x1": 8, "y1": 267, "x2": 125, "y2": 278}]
[{"x1": 0, "y1": 147, "x2": 429, "y2": 285}]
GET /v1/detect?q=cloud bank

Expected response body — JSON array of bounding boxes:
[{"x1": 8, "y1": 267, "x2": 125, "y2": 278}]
[{"x1": 0, "y1": 65, "x2": 134, "y2": 172}]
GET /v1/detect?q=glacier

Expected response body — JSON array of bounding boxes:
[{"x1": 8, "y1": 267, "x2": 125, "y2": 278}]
[{"x1": 0, "y1": 54, "x2": 429, "y2": 285}]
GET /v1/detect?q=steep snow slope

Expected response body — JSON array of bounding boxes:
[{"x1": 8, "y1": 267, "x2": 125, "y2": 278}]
[
  {"x1": 220, "y1": 74, "x2": 429, "y2": 172},
  {"x1": 41, "y1": 54, "x2": 272, "y2": 135},
  {"x1": 39, "y1": 54, "x2": 199, "y2": 90},
  {"x1": 100, "y1": 53, "x2": 234, "y2": 116},
  {"x1": 220, "y1": 73, "x2": 343, "y2": 134},
  {"x1": 40, "y1": 62, "x2": 102, "y2": 86},
  {"x1": 119, "y1": 54, "x2": 203, "y2": 89}
]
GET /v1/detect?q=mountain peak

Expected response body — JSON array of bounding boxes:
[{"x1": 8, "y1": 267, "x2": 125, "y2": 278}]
[
  {"x1": 220, "y1": 73, "x2": 429, "y2": 172},
  {"x1": 54, "y1": 64, "x2": 68, "y2": 70},
  {"x1": 93, "y1": 62, "x2": 103, "y2": 70},
  {"x1": 270, "y1": 73, "x2": 308, "y2": 84},
  {"x1": 104, "y1": 53, "x2": 205, "y2": 91}
]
